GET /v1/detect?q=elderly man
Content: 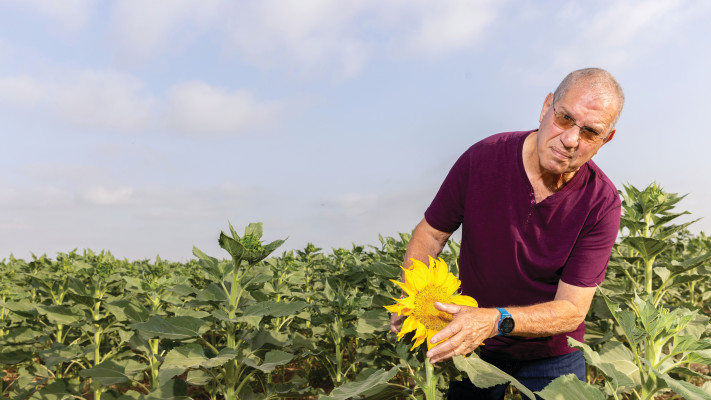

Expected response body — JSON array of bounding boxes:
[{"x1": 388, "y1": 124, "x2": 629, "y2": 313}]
[{"x1": 390, "y1": 68, "x2": 624, "y2": 398}]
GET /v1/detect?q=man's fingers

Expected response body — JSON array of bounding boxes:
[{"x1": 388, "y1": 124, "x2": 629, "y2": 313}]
[
  {"x1": 389, "y1": 313, "x2": 404, "y2": 334},
  {"x1": 430, "y1": 320, "x2": 459, "y2": 344},
  {"x1": 434, "y1": 301, "x2": 461, "y2": 314},
  {"x1": 428, "y1": 326, "x2": 464, "y2": 357}
]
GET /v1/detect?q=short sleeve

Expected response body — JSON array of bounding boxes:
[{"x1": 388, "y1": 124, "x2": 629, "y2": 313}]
[
  {"x1": 424, "y1": 149, "x2": 472, "y2": 233},
  {"x1": 560, "y1": 201, "x2": 621, "y2": 287}
]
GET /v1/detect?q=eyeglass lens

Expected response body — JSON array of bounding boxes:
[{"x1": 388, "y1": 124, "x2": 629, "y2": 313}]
[{"x1": 552, "y1": 109, "x2": 603, "y2": 143}]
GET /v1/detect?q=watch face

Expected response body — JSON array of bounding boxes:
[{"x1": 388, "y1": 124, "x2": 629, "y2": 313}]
[{"x1": 501, "y1": 317, "x2": 515, "y2": 334}]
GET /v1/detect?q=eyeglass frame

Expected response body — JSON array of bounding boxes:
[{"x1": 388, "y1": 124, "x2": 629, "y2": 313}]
[{"x1": 551, "y1": 105, "x2": 611, "y2": 144}]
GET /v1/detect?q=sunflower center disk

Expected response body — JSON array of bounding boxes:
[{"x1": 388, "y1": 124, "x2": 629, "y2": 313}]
[{"x1": 412, "y1": 286, "x2": 453, "y2": 331}]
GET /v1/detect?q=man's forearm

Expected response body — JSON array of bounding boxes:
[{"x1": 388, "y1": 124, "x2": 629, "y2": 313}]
[
  {"x1": 505, "y1": 299, "x2": 587, "y2": 337},
  {"x1": 500, "y1": 282, "x2": 597, "y2": 337},
  {"x1": 402, "y1": 218, "x2": 451, "y2": 269}
]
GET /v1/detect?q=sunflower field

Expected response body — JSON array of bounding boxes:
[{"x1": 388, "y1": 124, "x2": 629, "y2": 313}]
[{"x1": 1, "y1": 182, "x2": 710, "y2": 400}]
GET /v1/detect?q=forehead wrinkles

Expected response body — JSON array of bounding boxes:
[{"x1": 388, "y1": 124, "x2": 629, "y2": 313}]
[{"x1": 557, "y1": 90, "x2": 617, "y2": 131}]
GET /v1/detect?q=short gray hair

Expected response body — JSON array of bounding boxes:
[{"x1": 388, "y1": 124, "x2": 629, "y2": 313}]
[{"x1": 553, "y1": 68, "x2": 625, "y2": 129}]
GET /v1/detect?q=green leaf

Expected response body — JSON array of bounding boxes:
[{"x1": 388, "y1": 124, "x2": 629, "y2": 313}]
[
  {"x1": 38, "y1": 344, "x2": 83, "y2": 368},
  {"x1": 687, "y1": 349, "x2": 711, "y2": 365},
  {"x1": 242, "y1": 350, "x2": 293, "y2": 373},
  {"x1": 200, "y1": 348, "x2": 239, "y2": 368},
  {"x1": 319, "y1": 367, "x2": 398, "y2": 400},
  {"x1": 252, "y1": 329, "x2": 292, "y2": 350},
  {"x1": 622, "y1": 237, "x2": 670, "y2": 261},
  {"x1": 244, "y1": 222, "x2": 263, "y2": 239},
  {"x1": 170, "y1": 308, "x2": 210, "y2": 319},
  {"x1": 242, "y1": 300, "x2": 308, "y2": 317},
  {"x1": 37, "y1": 305, "x2": 85, "y2": 325},
  {"x1": 602, "y1": 291, "x2": 642, "y2": 347},
  {"x1": 142, "y1": 379, "x2": 190, "y2": 400},
  {"x1": 0, "y1": 349, "x2": 33, "y2": 365},
  {"x1": 218, "y1": 232, "x2": 243, "y2": 258},
  {"x1": 131, "y1": 316, "x2": 207, "y2": 340},
  {"x1": 2, "y1": 301, "x2": 39, "y2": 317},
  {"x1": 185, "y1": 370, "x2": 212, "y2": 386},
  {"x1": 656, "y1": 371, "x2": 711, "y2": 400},
  {"x1": 159, "y1": 344, "x2": 207, "y2": 383},
  {"x1": 29, "y1": 380, "x2": 72, "y2": 400},
  {"x1": 79, "y1": 360, "x2": 130, "y2": 386},
  {"x1": 536, "y1": 374, "x2": 605, "y2": 400},
  {"x1": 669, "y1": 336, "x2": 711, "y2": 357},
  {"x1": 4, "y1": 326, "x2": 45, "y2": 344},
  {"x1": 234, "y1": 314, "x2": 262, "y2": 328},
  {"x1": 454, "y1": 354, "x2": 536, "y2": 399},
  {"x1": 366, "y1": 262, "x2": 401, "y2": 278},
  {"x1": 192, "y1": 246, "x2": 223, "y2": 281},
  {"x1": 356, "y1": 309, "x2": 389, "y2": 335},
  {"x1": 568, "y1": 338, "x2": 638, "y2": 391},
  {"x1": 262, "y1": 239, "x2": 286, "y2": 258},
  {"x1": 105, "y1": 299, "x2": 150, "y2": 323},
  {"x1": 195, "y1": 282, "x2": 229, "y2": 303}
]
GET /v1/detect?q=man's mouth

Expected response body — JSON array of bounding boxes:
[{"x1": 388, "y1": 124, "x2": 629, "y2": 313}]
[{"x1": 551, "y1": 147, "x2": 572, "y2": 160}]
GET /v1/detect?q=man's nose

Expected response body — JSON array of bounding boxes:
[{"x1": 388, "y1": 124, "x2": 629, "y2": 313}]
[{"x1": 560, "y1": 126, "x2": 581, "y2": 148}]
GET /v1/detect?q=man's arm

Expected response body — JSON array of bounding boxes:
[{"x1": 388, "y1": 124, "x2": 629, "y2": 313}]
[
  {"x1": 425, "y1": 281, "x2": 597, "y2": 363},
  {"x1": 389, "y1": 218, "x2": 452, "y2": 334}
]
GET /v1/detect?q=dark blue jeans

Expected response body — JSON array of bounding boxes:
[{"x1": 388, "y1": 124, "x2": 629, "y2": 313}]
[{"x1": 448, "y1": 351, "x2": 585, "y2": 400}]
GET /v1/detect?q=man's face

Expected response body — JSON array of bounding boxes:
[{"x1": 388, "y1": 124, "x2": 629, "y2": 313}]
[{"x1": 535, "y1": 84, "x2": 618, "y2": 176}]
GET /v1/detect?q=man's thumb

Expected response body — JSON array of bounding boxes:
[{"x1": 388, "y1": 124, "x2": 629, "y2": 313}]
[{"x1": 434, "y1": 302, "x2": 460, "y2": 314}]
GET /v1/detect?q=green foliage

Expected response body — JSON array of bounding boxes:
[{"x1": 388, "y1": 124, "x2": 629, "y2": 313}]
[{"x1": 2, "y1": 185, "x2": 710, "y2": 399}]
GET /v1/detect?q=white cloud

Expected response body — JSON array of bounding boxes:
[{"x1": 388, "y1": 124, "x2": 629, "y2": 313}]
[
  {"x1": 3, "y1": 0, "x2": 94, "y2": 32},
  {"x1": 0, "y1": 70, "x2": 156, "y2": 132},
  {"x1": 51, "y1": 70, "x2": 157, "y2": 132},
  {"x1": 397, "y1": 0, "x2": 500, "y2": 55},
  {"x1": 328, "y1": 192, "x2": 379, "y2": 217},
  {"x1": 0, "y1": 75, "x2": 44, "y2": 107},
  {"x1": 0, "y1": 179, "x2": 260, "y2": 260},
  {"x1": 78, "y1": 186, "x2": 135, "y2": 206},
  {"x1": 108, "y1": 0, "x2": 221, "y2": 63},
  {"x1": 0, "y1": 71, "x2": 279, "y2": 136},
  {"x1": 552, "y1": 0, "x2": 707, "y2": 69},
  {"x1": 221, "y1": 0, "x2": 371, "y2": 77},
  {"x1": 105, "y1": 0, "x2": 503, "y2": 78},
  {"x1": 165, "y1": 81, "x2": 279, "y2": 136}
]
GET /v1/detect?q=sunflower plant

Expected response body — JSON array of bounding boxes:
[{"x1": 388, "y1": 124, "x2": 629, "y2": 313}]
[{"x1": 385, "y1": 256, "x2": 478, "y2": 399}]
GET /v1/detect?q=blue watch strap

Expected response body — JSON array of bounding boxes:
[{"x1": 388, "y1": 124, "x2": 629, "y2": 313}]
[{"x1": 497, "y1": 308, "x2": 512, "y2": 336}]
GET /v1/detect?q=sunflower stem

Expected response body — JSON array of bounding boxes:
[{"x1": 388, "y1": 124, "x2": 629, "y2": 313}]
[{"x1": 423, "y1": 358, "x2": 438, "y2": 400}]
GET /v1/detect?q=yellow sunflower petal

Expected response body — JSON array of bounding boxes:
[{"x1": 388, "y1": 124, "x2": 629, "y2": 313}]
[
  {"x1": 433, "y1": 258, "x2": 449, "y2": 287},
  {"x1": 387, "y1": 256, "x2": 479, "y2": 353},
  {"x1": 442, "y1": 275, "x2": 460, "y2": 296},
  {"x1": 409, "y1": 258, "x2": 428, "y2": 271},
  {"x1": 449, "y1": 294, "x2": 478, "y2": 307},
  {"x1": 399, "y1": 295, "x2": 415, "y2": 309},
  {"x1": 397, "y1": 315, "x2": 419, "y2": 339},
  {"x1": 392, "y1": 279, "x2": 416, "y2": 298},
  {"x1": 384, "y1": 303, "x2": 404, "y2": 314},
  {"x1": 410, "y1": 325, "x2": 427, "y2": 350},
  {"x1": 408, "y1": 266, "x2": 428, "y2": 292}
]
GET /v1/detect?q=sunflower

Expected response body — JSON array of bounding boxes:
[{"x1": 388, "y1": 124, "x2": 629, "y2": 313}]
[{"x1": 385, "y1": 256, "x2": 478, "y2": 350}]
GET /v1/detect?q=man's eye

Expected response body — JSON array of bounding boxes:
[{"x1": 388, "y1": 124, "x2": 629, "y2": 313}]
[
  {"x1": 583, "y1": 128, "x2": 600, "y2": 137},
  {"x1": 562, "y1": 114, "x2": 573, "y2": 121}
]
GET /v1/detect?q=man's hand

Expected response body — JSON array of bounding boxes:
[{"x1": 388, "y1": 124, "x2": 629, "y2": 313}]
[
  {"x1": 425, "y1": 303, "x2": 500, "y2": 363},
  {"x1": 390, "y1": 312, "x2": 405, "y2": 334}
]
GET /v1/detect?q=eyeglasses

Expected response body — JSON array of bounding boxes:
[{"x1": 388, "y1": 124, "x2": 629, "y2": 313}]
[{"x1": 551, "y1": 105, "x2": 609, "y2": 144}]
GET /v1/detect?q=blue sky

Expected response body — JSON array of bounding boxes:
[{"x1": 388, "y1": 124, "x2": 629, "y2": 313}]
[{"x1": 1, "y1": 0, "x2": 710, "y2": 261}]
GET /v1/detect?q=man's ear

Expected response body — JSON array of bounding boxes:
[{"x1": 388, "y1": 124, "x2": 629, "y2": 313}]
[
  {"x1": 602, "y1": 129, "x2": 616, "y2": 144},
  {"x1": 540, "y1": 93, "x2": 553, "y2": 124}
]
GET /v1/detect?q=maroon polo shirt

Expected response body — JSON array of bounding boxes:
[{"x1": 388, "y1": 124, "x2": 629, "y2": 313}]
[{"x1": 424, "y1": 130, "x2": 621, "y2": 359}]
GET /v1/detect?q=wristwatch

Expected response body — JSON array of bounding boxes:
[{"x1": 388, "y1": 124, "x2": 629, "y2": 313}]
[{"x1": 497, "y1": 308, "x2": 515, "y2": 336}]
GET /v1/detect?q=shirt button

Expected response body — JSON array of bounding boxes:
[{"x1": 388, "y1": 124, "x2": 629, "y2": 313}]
[{"x1": 530, "y1": 199, "x2": 535, "y2": 205}]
